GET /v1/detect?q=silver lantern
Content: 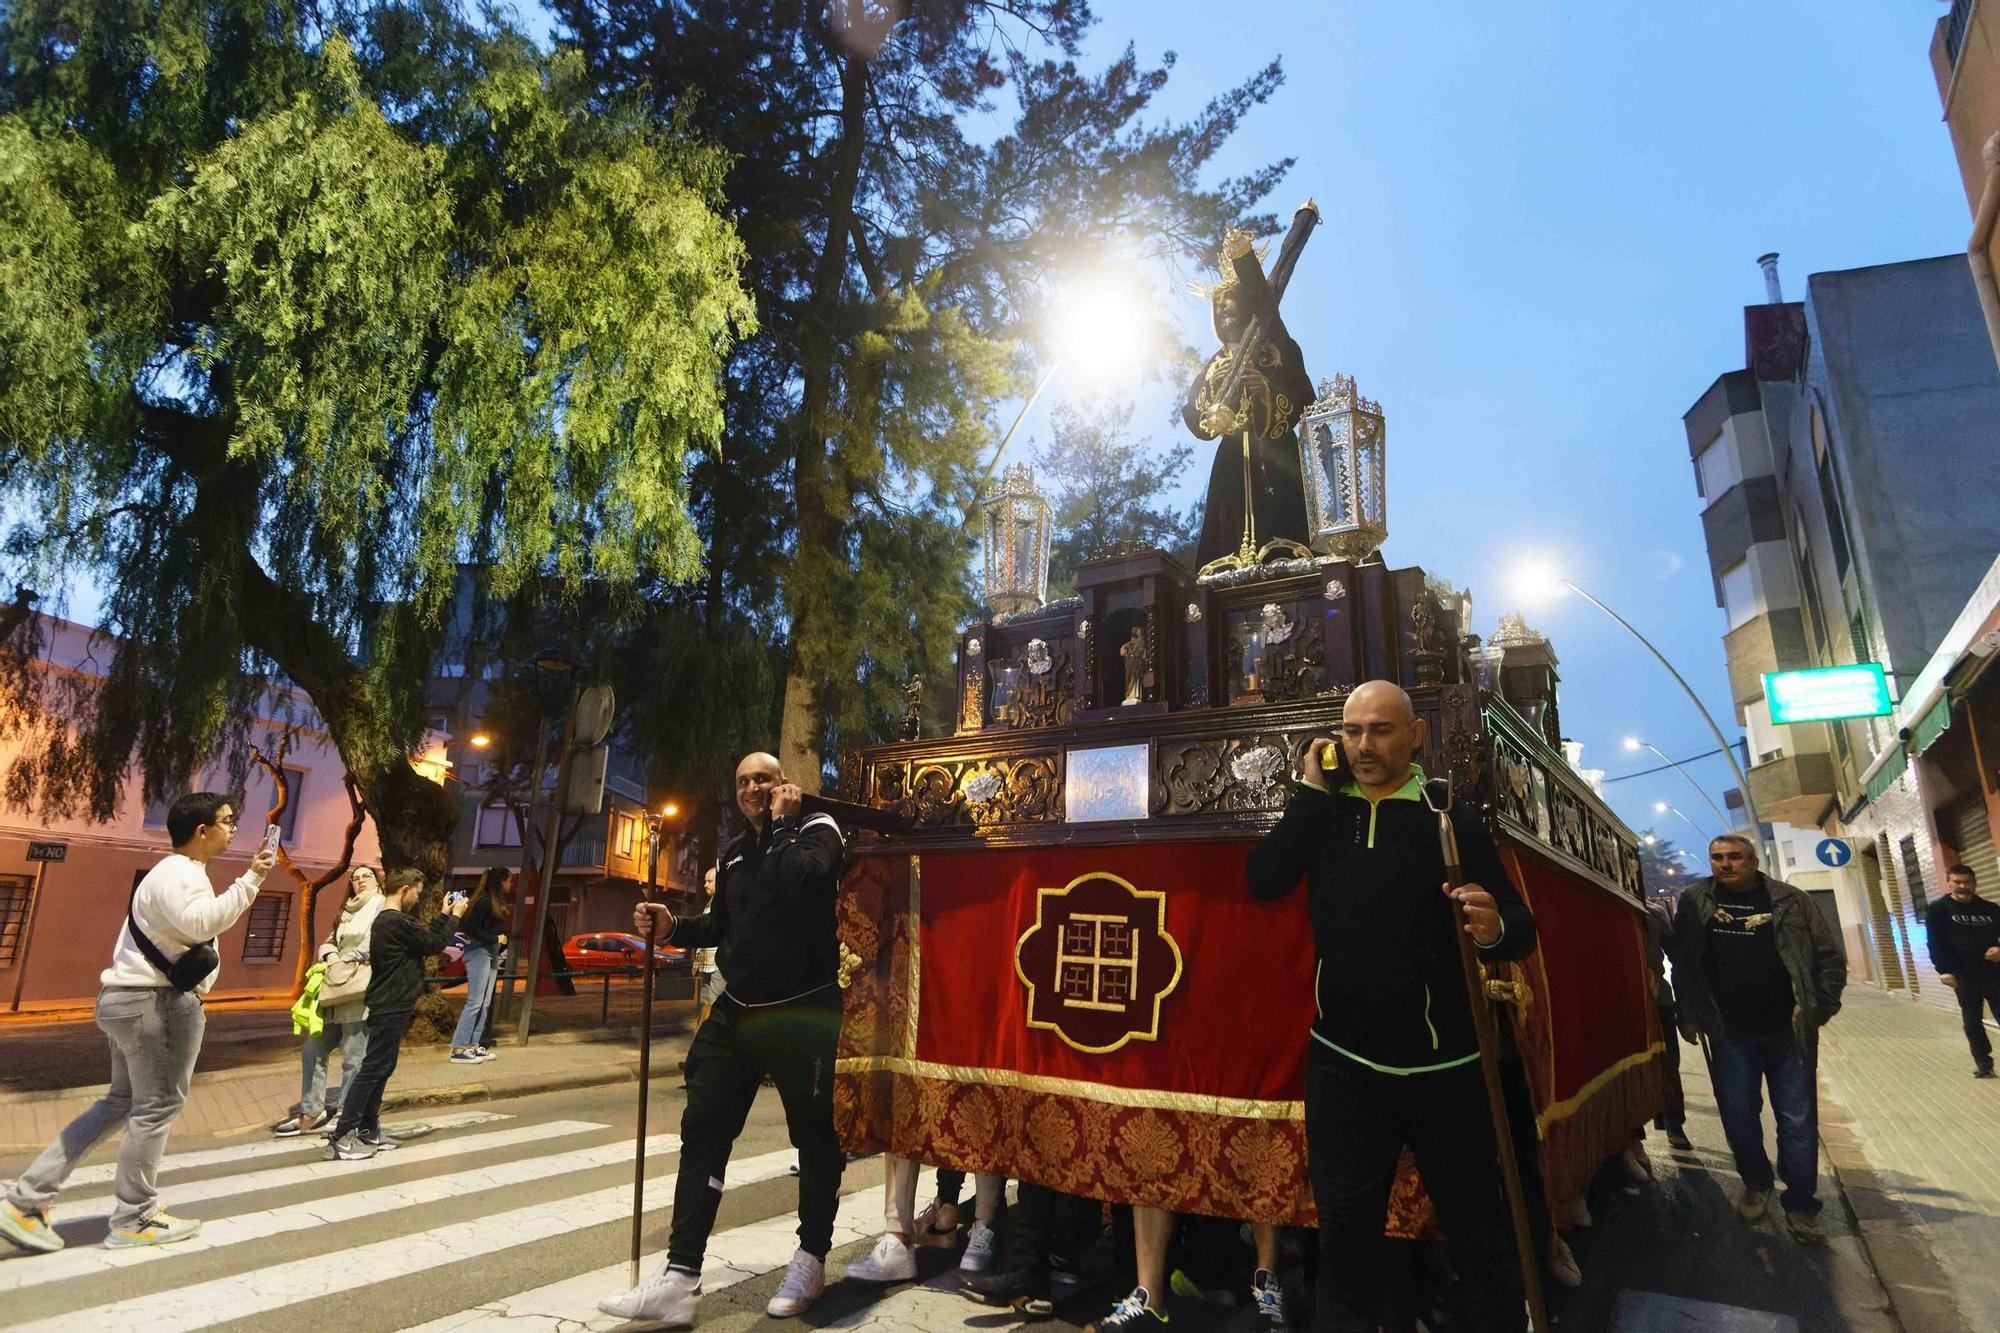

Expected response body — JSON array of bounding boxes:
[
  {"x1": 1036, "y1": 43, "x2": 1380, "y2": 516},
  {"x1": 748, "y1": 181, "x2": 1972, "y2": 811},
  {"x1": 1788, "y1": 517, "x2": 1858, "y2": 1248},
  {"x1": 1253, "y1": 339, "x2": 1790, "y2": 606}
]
[
  {"x1": 1297, "y1": 373, "x2": 1388, "y2": 562},
  {"x1": 981, "y1": 462, "x2": 1052, "y2": 616}
]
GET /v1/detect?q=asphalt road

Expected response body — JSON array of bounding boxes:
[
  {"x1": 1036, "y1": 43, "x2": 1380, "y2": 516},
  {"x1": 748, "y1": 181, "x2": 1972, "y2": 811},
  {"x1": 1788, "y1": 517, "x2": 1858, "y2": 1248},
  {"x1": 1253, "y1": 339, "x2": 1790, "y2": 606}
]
[{"x1": 0, "y1": 1061, "x2": 1898, "y2": 1332}]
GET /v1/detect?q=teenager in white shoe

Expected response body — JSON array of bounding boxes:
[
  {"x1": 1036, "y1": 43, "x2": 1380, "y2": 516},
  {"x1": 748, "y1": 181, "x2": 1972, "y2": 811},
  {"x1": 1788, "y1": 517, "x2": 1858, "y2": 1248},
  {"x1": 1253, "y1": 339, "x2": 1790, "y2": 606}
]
[
  {"x1": 848, "y1": 1158, "x2": 1005, "y2": 1282},
  {"x1": 598, "y1": 752, "x2": 847, "y2": 1325},
  {"x1": 0, "y1": 794, "x2": 274, "y2": 1254}
]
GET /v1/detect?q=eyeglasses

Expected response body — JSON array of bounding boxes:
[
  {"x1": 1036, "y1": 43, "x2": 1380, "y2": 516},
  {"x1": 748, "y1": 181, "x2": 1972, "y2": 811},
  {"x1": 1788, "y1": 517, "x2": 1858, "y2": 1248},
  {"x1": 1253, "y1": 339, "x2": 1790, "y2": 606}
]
[{"x1": 212, "y1": 815, "x2": 239, "y2": 828}]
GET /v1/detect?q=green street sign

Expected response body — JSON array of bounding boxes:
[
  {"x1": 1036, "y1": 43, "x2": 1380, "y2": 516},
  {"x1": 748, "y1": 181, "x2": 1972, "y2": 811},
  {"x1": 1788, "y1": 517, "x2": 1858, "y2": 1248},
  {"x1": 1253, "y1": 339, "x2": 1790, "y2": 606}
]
[{"x1": 1764, "y1": 663, "x2": 1893, "y2": 724}]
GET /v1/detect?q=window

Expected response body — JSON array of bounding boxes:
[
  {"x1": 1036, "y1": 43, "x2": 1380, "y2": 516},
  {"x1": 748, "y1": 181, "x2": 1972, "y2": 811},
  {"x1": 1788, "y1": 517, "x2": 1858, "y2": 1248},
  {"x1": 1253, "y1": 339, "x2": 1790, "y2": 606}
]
[
  {"x1": 1848, "y1": 610, "x2": 1869, "y2": 666},
  {"x1": 475, "y1": 803, "x2": 522, "y2": 848},
  {"x1": 616, "y1": 813, "x2": 637, "y2": 857},
  {"x1": 1719, "y1": 560, "x2": 1758, "y2": 630},
  {"x1": 276, "y1": 767, "x2": 307, "y2": 840},
  {"x1": 242, "y1": 892, "x2": 291, "y2": 962},
  {"x1": 1696, "y1": 434, "x2": 1741, "y2": 500},
  {"x1": 0, "y1": 875, "x2": 31, "y2": 966}
]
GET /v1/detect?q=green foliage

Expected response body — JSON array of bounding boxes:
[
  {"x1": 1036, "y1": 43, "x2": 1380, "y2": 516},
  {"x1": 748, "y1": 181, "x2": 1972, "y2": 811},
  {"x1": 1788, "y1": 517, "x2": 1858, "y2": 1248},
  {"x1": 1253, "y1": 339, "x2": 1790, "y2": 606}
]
[
  {"x1": 1033, "y1": 400, "x2": 1201, "y2": 596},
  {"x1": 555, "y1": 0, "x2": 1290, "y2": 777},
  {"x1": 0, "y1": 2, "x2": 752, "y2": 851}
]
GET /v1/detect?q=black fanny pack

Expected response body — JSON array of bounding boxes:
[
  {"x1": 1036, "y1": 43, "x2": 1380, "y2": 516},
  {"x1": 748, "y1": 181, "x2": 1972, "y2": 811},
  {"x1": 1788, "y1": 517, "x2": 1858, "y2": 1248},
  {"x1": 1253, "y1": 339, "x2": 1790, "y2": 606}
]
[{"x1": 126, "y1": 897, "x2": 219, "y2": 993}]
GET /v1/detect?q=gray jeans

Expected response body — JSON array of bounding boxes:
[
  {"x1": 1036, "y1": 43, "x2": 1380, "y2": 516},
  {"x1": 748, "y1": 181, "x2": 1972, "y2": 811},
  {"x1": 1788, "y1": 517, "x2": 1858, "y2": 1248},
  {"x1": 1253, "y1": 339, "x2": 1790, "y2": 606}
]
[
  {"x1": 6, "y1": 985, "x2": 205, "y2": 1229},
  {"x1": 299, "y1": 1018, "x2": 370, "y2": 1117}
]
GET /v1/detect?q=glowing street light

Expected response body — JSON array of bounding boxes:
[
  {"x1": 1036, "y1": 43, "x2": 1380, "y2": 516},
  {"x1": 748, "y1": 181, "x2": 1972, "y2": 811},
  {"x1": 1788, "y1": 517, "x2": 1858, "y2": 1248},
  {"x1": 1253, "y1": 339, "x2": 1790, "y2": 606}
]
[
  {"x1": 1623, "y1": 736, "x2": 1729, "y2": 832},
  {"x1": 1510, "y1": 563, "x2": 1763, "y2": 846},
  {"x1": 468, "y1": 731, "x2": 492, "y2": 749},
  {"x1": 1654, "y1": 801, "x2": 1709, "y2": 844}
]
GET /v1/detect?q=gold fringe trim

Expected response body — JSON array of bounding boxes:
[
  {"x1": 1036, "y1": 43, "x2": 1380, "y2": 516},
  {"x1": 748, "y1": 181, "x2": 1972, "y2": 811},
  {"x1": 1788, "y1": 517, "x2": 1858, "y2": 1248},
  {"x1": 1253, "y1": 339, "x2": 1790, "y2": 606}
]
[
  {"x1": 1536, "y1": 1042, "x2": 1663, "y2": 1132},
  {"x1": 834, "y1": 1054, "x2": 1305, "y2": 1120}
]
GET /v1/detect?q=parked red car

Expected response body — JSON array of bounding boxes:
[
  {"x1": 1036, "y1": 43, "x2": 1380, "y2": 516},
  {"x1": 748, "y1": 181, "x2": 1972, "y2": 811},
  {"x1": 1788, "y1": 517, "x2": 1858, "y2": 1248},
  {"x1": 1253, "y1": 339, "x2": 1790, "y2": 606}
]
[{"x1": 563, "y1": 932, "x2": 690, "y2": 974}]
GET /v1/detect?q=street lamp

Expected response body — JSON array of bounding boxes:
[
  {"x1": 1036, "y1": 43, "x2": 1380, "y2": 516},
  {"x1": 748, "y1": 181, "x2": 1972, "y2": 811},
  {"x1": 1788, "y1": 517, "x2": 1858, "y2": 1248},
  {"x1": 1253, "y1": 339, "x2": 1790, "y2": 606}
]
[
  {"x1": 1511, "y1": 565, "x2": 1763, "y2": 844},
  {"x1": 1623, "y1": 736, "x2": 1730, "y2": 832},
  {"x1": 468, "y1": 731, "x2": 492, "y2": 749},
  {"x1": 1654, "y1": 800, "x2": 1709, "y2": 844}
]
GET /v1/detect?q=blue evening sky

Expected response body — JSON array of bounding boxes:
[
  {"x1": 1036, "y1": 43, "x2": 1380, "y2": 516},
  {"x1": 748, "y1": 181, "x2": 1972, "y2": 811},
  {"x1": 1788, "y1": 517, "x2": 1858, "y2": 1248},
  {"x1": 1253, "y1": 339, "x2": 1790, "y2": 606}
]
[{"x1": 1004, "y1": 0, "x2": 1967, "y2": 852}]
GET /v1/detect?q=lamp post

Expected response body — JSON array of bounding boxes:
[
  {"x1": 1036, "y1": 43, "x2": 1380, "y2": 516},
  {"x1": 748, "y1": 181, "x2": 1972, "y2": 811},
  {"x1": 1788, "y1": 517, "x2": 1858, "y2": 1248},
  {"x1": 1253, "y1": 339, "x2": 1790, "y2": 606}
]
[
  {"x1": 1624, "y1": 737, "x2": 1730, "y2": 833},
  {"x1": 515, "y1": 646, "x2": 581, "y2": 1047},
  {"x1": 1518, "y1": 570, "x2": 1764, "y2": 849},
  {"x1": 1654, "y1": 801, "x2": 1710, "y2": 844}
]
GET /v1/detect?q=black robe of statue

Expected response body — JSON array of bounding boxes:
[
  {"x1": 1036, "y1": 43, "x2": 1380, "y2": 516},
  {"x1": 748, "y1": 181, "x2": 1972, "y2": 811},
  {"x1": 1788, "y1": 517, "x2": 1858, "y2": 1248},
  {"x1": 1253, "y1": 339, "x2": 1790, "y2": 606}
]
[{"x1": 1183, "y1": 329, "x2": 1314, "y2": 568}]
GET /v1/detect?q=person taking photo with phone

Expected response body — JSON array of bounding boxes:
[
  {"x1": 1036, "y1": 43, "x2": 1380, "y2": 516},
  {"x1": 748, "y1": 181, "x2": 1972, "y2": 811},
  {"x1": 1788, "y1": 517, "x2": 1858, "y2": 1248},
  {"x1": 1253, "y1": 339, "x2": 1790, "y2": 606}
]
[
  {"x1": 324, "y1": 871, "x2": 465, "y2": 1162},
  {"x1": 0, "y1": 792, "x2": 275, "y2": 1253}
]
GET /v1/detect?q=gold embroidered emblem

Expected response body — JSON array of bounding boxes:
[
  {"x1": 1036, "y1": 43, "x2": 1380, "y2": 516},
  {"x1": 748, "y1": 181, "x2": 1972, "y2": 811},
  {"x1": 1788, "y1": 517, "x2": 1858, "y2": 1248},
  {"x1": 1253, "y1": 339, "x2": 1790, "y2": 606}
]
[{"x1": 1014, "y1": 872, "x2": 1184, "y2": 1053}]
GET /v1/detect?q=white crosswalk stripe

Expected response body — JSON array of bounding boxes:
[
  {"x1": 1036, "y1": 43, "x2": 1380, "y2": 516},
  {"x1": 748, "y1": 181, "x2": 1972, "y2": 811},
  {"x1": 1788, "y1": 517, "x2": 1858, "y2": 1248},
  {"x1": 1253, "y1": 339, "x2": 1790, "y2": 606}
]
[
  {"x1": 1, "y1": 1094, "x2": 1014, "y2": 1333},
  {"x1": 403, "y1": 1183, "x2": 893, "y2": 1331},
  {"x1": 54, "y1": 1110, "x2": 511, "y2": 1188},
  {"x1": 0, "y1": 1131, "x2": 677, "y2": 1296},
  {"x1": 58, "y1": 1119, "x2": 606, "y2": 1216},
  {"x1": 12, "y1": 1145, "x2": 802, "y2": 1331}
]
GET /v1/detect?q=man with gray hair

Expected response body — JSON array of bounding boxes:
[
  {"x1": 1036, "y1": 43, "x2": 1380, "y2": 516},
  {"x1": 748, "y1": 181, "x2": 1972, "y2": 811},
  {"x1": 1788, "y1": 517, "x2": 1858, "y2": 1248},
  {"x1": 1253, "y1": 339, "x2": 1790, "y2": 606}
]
[{"x1": 1670, "y1": 833, "x2": 1845, "y2": 1243}]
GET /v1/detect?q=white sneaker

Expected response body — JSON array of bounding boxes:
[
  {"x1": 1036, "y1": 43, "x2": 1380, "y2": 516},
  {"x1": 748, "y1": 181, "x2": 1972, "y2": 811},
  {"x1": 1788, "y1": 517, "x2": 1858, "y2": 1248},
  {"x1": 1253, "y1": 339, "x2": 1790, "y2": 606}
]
[
  {"x1": 597, "y1": 1264, "x2": 700, "y2": 1326},
  {"x1": 959, "y1": 1219, "x2": 998, "y2": 1273},
  {"x1": 845, "y1": 1232, "x2": 917, "y2": 1282},
  {"x1": 767, "y1": 1248, "x2": 826, "y2": 1317}
]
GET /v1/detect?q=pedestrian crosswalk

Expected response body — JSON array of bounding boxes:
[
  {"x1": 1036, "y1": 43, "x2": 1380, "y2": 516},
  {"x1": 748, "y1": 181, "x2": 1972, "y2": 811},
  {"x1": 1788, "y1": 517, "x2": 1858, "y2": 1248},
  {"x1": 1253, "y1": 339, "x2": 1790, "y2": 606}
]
[{"x1": 0, "y1": 1095, "x2": 1101, "y2": 1332}]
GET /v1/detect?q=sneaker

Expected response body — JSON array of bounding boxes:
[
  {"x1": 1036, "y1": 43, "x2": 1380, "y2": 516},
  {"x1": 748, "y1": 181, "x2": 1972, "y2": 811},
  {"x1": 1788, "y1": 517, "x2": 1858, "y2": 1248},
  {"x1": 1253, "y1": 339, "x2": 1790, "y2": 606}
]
[
  {"x1": 104, "y1": 1211, "x2": 201, "y2": 1248},
  {"x1": 913, "y1": 1196, "x2": 961, "y2": 1247},
  {"x1": 271, "y1": 1110, "x2": 332, "y2": 1137},
  {"x1": 1785, "y1": 1209, "x2": 1825, "y2": 1244},
  {"x1": 1086, "y1": 1286, "x2": 1170, "y2": 1332},
  {"x1": 0, "y1": 1199, "x2": 64, "y2": 1253},
  {"x1": 962, "y1": 1259, "x2": 1053, "y2": 1316},
  {"x1": 474, "y1": 1046, "x2": 498, "y2": 1061},
  {"x1": 1252, "y1": 1268, "x2": 1285, "y2": 1327},
  {"x1": 597, "y1": 1264, "x2": 700, "y2": 1325},
  {"x1": 1549, "y1": 1234, "x2": 1583, "y2": 1288},
  {"x1": 1976, "y1": 1064, "x2": 1996, "y2": 1080},
  {"x1": 324, "y1": 1132, "x2": 377, "y2": 1161},
  {"x1": 1737, "y1": 1187, "x2": 1771, "y2": 1223},
  {"x1": 766, "y1": 1248, "x2": 826, "y2": 1317},
  {"x1": 1666, "y1": 1125, "x2": 1694, "y2": 1151},
  {"x1": 358, "y1": 1129, "x2": 402, "y2": 1152},
  {"x1": 1049, "y1": 1249, "x2": 1085, "y2": 1290},
  {"x1": 960, "y1": 1219, "x2": 999, "y2": 1273},
  {"x1": 844, "y1": 1232, "x2": 917, "y2": 1282},
  {"x1": 448, "y1": 1048, "x2": 483, "y2": 1064}
]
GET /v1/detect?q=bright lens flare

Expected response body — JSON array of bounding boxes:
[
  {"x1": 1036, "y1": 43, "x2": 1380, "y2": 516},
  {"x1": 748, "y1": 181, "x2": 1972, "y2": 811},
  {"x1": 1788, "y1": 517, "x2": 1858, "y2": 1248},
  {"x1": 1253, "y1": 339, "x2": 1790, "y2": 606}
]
[
  {"x1": 1623, "y1": 737, "x2": 1642, "y2": 751},
  {"x1": 1050, "y1": 272, "x2": 1151, "y2": 385},
  {"x1": 1505, "y1": 560, "x2": 1570, "y2": 608}
]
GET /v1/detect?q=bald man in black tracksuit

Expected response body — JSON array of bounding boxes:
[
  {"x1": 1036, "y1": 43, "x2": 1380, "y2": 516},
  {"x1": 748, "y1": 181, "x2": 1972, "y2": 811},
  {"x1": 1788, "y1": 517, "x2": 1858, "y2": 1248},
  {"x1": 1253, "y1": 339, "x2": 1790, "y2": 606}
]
[{"x1": 1249, "y1": 681, "x2": 1538, "y2": 1332}]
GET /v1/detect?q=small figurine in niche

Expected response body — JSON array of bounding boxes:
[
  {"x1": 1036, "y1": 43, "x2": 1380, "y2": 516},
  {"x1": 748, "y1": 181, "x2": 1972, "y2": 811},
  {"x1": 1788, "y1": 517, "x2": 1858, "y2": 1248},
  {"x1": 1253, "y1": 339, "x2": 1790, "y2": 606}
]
[{"x1": 1120, "y1": 627, "x2": 1151, "y2": 705}]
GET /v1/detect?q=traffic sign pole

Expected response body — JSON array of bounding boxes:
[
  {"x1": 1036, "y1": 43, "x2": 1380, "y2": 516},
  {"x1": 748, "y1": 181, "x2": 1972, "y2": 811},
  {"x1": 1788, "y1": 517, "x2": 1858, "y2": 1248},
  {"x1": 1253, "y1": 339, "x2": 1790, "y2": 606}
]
[{"x1": 9, "y1": 847, "x2": 61, "y2": 1013}]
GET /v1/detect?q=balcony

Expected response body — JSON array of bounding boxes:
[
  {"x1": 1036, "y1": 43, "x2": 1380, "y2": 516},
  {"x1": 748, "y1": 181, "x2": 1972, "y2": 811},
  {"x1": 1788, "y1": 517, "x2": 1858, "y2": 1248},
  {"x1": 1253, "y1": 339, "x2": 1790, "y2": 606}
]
[
  {"x1": 1722, "y1": 609, "x2": 1812, "y2": 707},
  {"x1": 1746, "y1": 751, "x2": 1840, "y2": 827}
]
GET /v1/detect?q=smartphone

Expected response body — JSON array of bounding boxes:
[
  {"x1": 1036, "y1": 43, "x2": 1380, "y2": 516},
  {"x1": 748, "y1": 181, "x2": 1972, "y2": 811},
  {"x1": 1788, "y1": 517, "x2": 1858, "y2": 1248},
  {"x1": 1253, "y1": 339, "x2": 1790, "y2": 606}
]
[{"x1": 262, "y1": 823, "x2": 283, "y2": 855}]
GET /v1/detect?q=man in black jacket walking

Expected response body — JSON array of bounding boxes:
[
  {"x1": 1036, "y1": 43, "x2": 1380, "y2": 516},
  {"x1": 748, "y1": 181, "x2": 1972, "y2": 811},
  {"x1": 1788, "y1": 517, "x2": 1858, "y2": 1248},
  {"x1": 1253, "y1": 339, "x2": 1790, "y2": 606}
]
[
  {"x1": 1925, "y1": 863, "x2": 2000, "y2": 1078},
  {"x1": 1670, "y1": 835, "x2": 1844, "y2": 1242},
  {"x1": 1247, "y1": 681, "x2": 1538, "y2": 1333},
  {"x1": 601, "y1": 751, "x2": 847, "y2": 1327}
]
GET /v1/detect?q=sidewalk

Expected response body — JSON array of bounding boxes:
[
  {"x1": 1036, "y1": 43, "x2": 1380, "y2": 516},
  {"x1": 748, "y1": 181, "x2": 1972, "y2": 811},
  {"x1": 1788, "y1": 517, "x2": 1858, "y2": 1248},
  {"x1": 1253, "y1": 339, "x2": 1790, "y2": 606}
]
[
  {"x1": 0, "y1": 985, "x2": 699, "y2": 1152},
  {"x1": 1816, "y1": 983, "x2": 2000, "y2": 1332}
]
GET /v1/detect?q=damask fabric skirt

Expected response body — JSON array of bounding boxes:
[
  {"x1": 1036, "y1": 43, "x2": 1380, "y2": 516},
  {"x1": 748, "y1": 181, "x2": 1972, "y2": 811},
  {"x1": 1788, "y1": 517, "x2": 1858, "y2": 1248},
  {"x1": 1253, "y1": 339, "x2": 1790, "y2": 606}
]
[{"x1": 833, "y1": 838, "x2": 1663, "y2": 1234}]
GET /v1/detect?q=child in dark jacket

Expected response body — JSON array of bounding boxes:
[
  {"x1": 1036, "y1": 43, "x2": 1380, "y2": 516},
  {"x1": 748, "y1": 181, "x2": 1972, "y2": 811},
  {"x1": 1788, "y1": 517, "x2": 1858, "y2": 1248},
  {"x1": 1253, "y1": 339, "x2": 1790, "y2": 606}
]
[{"x1": 324, "y1": 870, "x2": 464, "y2": 1161}]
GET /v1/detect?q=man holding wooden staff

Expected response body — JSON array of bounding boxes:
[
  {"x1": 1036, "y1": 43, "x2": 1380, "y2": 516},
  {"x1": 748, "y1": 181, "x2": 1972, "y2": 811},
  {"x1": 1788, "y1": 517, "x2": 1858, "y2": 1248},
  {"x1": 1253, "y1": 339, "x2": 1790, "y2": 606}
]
[
  {"x1": 598, "y1": 751, "x2": 847, "y2": 1327},
  {"x1": 1248, "y1": 680, "x2": 1539, "y2": 1332}
]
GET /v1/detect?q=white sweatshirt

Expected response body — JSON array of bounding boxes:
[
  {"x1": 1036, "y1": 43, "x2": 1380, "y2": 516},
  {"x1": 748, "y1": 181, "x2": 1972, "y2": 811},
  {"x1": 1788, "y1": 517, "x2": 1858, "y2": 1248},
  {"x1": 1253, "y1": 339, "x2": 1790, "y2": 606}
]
[{"x1": 101, "y1": 853, "x2": 266, "y2": 993}]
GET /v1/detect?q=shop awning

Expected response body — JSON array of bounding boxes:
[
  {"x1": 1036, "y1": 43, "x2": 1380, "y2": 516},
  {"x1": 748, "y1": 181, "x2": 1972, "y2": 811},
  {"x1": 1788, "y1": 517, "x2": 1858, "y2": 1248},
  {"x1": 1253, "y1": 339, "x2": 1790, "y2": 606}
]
[
  {"x1": 1865, "y1": 744, "x2": 1908, "y2": 802},
  {"x1": 1909, "y1": 695, "x2": 1953, "y2": 757}
]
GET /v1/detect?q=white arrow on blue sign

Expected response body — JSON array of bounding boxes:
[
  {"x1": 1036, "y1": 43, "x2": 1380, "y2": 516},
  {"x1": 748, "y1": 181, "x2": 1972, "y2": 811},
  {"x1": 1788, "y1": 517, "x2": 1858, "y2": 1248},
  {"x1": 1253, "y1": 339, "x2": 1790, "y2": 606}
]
[{"x1": 1815, "y1": 838, "x2": 1852, "y2": 869}]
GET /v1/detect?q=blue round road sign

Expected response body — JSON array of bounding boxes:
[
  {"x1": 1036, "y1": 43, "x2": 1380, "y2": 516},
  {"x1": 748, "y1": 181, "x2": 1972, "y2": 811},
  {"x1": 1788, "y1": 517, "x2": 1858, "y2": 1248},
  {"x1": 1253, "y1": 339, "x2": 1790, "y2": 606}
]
[{"x1": 1815, "y1": 838, "x2": 1852, "y2": 869}]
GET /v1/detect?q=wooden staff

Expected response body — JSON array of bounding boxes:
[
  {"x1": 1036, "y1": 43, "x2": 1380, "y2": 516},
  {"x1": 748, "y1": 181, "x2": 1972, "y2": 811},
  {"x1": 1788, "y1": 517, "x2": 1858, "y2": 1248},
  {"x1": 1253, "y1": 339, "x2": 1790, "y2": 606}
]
[
  {"x1": 630, "y1": 889, "x2": 661, "y2": 1286},
  {"x1": 1428, "y1": 783, "x2": 1549, "y2": 1332}
]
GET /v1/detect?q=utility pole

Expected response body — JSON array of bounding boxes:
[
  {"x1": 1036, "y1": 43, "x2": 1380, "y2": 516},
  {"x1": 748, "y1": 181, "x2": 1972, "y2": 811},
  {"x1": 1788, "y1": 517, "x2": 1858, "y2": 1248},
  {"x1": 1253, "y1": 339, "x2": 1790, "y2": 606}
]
[{"x1": 514, "y1": 683, "x2": 579, "y2": 1046}]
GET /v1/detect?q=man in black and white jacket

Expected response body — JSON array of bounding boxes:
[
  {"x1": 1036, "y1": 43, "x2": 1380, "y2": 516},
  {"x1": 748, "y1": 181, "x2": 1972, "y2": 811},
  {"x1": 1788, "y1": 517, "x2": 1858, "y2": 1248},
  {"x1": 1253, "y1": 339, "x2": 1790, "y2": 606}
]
[
  {"x1": 601, "y1": 751, "x2": 847, "y2": 1327},
  {"x1": 1, "y1": 792, "x2": 274, "y2": 1253}
]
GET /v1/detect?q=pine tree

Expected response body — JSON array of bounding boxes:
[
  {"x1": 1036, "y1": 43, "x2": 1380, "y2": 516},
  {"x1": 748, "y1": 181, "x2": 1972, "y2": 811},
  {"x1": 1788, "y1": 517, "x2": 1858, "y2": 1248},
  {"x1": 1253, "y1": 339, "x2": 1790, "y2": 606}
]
[
  {"x1": 1033, "y1": 401, "x2": 1201, "y2": 596},
  {"x1": 0, "y1": 1, "x2": 754, "y2": 875},
  {"x1": 553, "y1": 0, "x2": 1292, "y2": 781}
]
